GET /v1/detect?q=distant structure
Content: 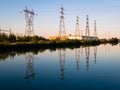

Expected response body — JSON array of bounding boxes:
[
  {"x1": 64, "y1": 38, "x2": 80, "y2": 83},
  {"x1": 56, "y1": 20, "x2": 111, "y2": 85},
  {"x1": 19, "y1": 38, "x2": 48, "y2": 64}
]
[
  {"x1": 0, "y1": 28, "x2": 11, "y2": 35},
  {"x1": 58, "y1": 6, "x2": 66, "y2": 39},
  {"x1": 49, "y1": 12, "x2": 98, "y2": 40},
  {"x1": 94, "y1": 20, "x2": 97, "y2": 40},
  {"x1": 15, "y1": 33, "x2": 23, "y2": 37},
  {"x1": 23, "y1": 7, "x2": 35, "y2": 36},
  {"x1": 85, "y1": 15, "x2": 90, "y2": 40},
  {"x1": 81, "y1": 30, "x2": 83, "y2": 37},
  {"x1": 75, "y1": 16, "x2": 80, "y2": 37}
]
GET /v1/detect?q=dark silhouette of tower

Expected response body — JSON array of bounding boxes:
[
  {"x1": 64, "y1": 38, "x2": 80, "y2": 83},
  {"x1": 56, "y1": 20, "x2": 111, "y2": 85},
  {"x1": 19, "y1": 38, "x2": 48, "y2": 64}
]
[
  {"x1": 94, "y1": 20, "x2": 97, "y2": 39},
  {"x1": 58, "y1": 48, "x2": 66, "y2": 80},
  {"x1": 75, "y1": 16, "x2": 80, "y2": 37},
  {"x1": 85, "y1": 47, "x2": 90, "y2": 70},
  {"x1": 85, "y1": 15, "x2": 90, "y2": 40},
  {"x1": 24, "y1": 53, "x2": 35, "y2": 79},
  {"x1": 23, "y1": 7, "x2": 36, "y2": 36},
  {"x1": 58, "y1": 6, "x2": 66, "y2": 40}
]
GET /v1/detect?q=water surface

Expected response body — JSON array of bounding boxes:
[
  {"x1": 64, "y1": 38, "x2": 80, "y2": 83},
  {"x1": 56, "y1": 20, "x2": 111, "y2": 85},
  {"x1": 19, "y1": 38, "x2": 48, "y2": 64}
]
[{"x1": 0, "y1": 44, "x2": 120, "y2": 90}]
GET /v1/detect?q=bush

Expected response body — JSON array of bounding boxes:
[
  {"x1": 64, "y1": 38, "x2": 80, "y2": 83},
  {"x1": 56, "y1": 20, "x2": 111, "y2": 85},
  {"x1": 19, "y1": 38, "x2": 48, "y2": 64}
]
[
  {"x1": 8, "y1": 34, "x2": 16, "y2": 42},
  {"x1": 32, "y1": 36, "x2": 39, "y2": 42},
  {"x1": 49, "y1": 40, "x2": 56, "y2": 44},
  {"x1": 108, "y1": 38, "x2": 118, "y2": 44},
  {"x1": 0, "y1": 33, "x2": 8, "y2": 42}
]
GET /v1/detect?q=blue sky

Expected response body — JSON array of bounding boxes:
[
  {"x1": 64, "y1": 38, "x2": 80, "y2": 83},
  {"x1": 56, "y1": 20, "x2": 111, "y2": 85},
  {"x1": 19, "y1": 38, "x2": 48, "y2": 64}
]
[{"x1": 0, "y1": 0, "x2": 120, "y2": 38}]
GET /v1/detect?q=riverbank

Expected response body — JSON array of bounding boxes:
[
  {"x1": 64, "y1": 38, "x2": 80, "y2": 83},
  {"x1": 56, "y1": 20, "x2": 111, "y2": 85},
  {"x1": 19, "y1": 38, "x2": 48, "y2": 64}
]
[{"x1": 0, "y1": 38, "x2": 118, "y2": 52}]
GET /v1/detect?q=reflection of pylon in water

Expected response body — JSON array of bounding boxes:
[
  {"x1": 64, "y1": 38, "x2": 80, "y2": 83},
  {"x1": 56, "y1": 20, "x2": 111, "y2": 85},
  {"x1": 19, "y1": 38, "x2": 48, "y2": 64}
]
[
  {"x1": 24, "y1": 53, "x2": 35, "y2": 79},
  {"x1": 58, "y1": 48, "x2": 66, "y2": 80},
  {"x1": 75, "y1": 48, "x2": 80, "y2": 71},
  {"x1": 94, "y1": 46, "x2": 97, "y2": 64},
  {"x1": 81, "y1": 46, "x2": 83, "y2": 54},
  {"x1": 85, "y1": 47, "x2": 90, "y2": 70}
]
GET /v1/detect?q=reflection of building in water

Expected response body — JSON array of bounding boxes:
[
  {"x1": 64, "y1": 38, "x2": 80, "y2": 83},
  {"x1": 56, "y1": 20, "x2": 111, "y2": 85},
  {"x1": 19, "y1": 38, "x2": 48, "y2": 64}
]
[
  {"x1": 58, "y1": 48, "x2": 66, "y2": 80},
  {"x1": 24, "y1": 52, "x2": 35, "y2": 79},
  {"x1": 75, "y1": 48, "x2": 80, "y2": 71},
  {"x1": 85, "y1": 47, "x2": 90, "y2": 70},
  {"x1": 94, "y1": 46, "x2": 97, "y2": 64}
]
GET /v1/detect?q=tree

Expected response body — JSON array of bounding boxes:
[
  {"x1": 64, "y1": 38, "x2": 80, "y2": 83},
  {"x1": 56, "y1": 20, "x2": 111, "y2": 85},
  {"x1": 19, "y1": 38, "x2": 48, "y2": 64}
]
[
  {"x1": 32, "y1": 36, "x2": 39, "y2": 42},
  {"x1": 8, "y1": 34, "x2": 16, "y2": 42},
  {"x1": 0, "y1": 33, "x2": 8, "y2": 42}
]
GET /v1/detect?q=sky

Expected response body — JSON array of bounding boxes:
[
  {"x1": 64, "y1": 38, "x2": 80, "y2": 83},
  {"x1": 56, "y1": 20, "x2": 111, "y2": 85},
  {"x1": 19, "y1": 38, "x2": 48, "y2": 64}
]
[{"x1": 0, "y1": 0, "x2": 120, "y2": 39}]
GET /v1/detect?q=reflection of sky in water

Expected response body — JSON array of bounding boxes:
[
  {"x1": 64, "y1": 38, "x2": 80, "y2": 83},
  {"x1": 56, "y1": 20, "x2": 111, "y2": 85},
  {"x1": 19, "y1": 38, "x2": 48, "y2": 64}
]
[{"x1": 0, "y1": 44, "x2": 120, "y2": 89}]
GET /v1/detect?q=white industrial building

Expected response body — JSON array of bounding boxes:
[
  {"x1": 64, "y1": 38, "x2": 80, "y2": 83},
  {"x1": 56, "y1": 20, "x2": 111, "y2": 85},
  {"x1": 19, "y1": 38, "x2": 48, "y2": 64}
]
[
  {"x1": 68, "y1": 36, "x2": 98, "y2": 40},
  {"x1": 49, "y1": 35, "x2": 98, "y2": 40}
]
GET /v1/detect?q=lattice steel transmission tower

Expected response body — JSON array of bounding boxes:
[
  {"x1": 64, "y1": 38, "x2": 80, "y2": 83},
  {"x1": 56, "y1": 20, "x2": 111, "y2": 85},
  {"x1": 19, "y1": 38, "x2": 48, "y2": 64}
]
[
  {"x1": 85, "y1": 15, "x2": 90, "y2": 40},
  {"x1": 23, "y1": 7, "x2": 35, "y2": 36},
  {"x1": 94, "y1": 20, "x2": 97, "y2": 39},
  {"x1": 58, "y1": 6, "x2": 66, "y2": 39},
  {"x1": 0, "y1": 28, "x2": 11, "y2": 35},
  {"x1": 75, "y1": 16, "x2": 80, "y2": 37}
]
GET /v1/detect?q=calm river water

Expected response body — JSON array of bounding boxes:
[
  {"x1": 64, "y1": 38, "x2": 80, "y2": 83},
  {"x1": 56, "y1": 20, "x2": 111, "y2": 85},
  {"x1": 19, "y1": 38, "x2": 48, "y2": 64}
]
[{"x1": 0, "y1": 44, "x2": 120, "y2": 90}]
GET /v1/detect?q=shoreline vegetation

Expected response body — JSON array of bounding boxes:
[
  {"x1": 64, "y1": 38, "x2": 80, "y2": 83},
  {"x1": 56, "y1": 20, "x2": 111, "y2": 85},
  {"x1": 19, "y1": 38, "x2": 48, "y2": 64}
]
[{"x1": 0, "y1": 33, "x2": 119, "y2": 52}]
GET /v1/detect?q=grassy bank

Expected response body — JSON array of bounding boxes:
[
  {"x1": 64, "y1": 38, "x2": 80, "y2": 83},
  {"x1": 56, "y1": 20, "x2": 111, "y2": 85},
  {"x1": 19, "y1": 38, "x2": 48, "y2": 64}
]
[
  {"x1": 0, "y1": 37, "x2": 118, "y2": 51},
  {"x1": 0, "y1": 37, "x2": 118, "y2": 60},
  {"x1": 0, "y1": 33, "x2": 119, "y2": 51}
]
